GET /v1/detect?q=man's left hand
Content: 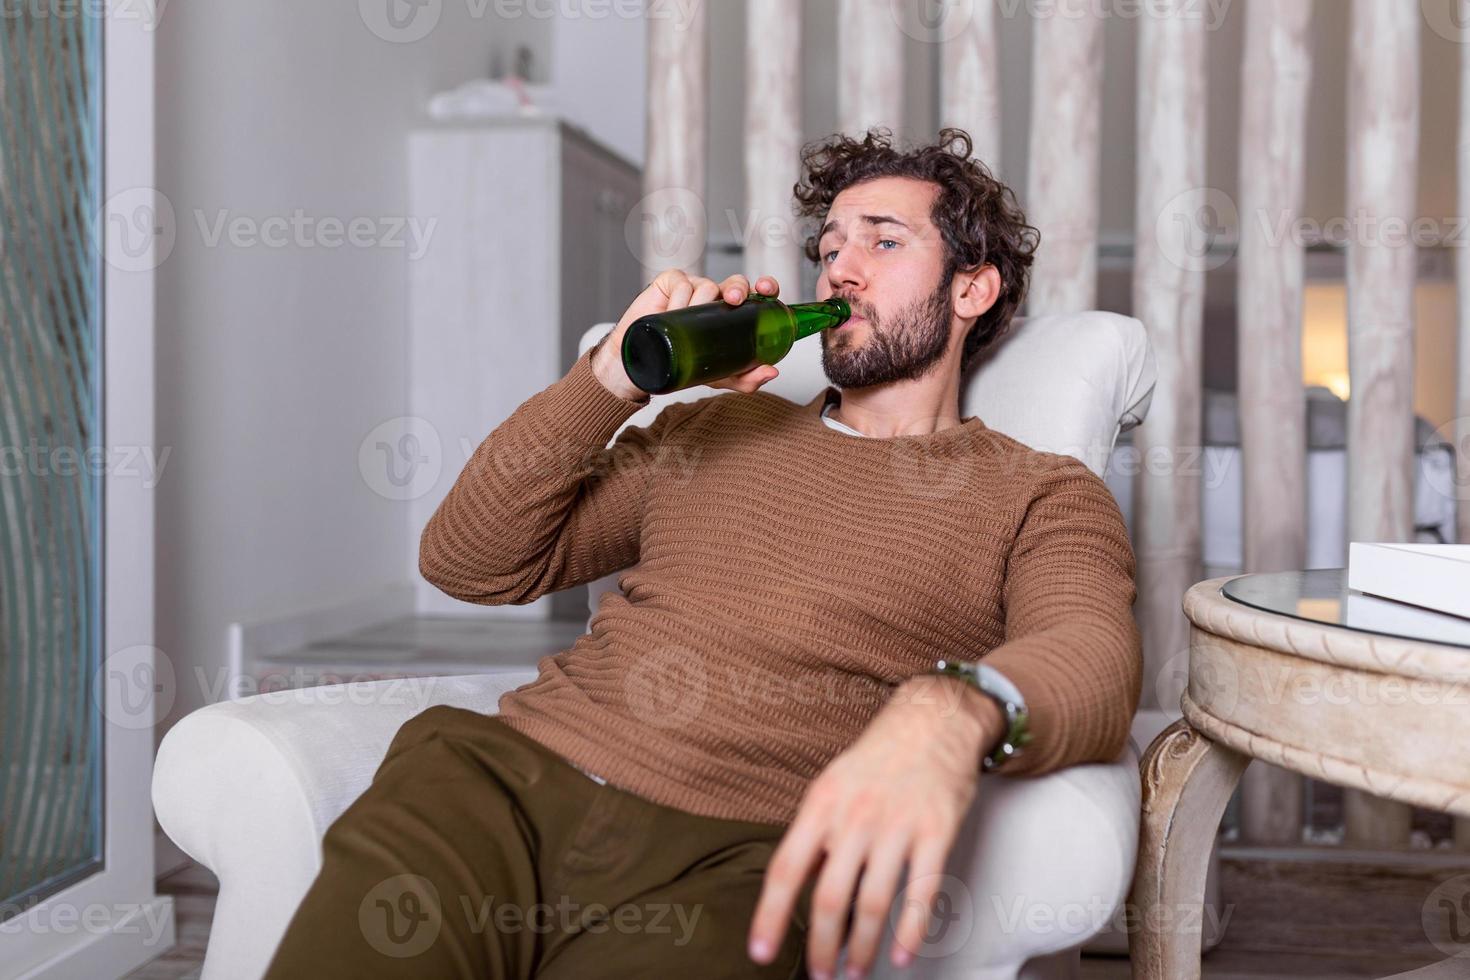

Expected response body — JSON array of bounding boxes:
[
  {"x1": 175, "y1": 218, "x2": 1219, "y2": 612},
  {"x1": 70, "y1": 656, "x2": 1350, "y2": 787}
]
[{"x1": 746, "y1": 675, "x2": 1005, "y2": 979}]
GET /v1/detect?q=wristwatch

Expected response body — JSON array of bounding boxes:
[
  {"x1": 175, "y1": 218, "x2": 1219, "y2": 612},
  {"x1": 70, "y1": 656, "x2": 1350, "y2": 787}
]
[{"x1": 932, "y1": 659, "x2": 1032, "y2": 773}]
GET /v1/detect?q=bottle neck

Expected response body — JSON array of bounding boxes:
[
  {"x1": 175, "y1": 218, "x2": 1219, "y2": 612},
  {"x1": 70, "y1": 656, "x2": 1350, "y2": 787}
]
[{"x1": 789, "y1": 298, "x2": 851, "y2": 339}]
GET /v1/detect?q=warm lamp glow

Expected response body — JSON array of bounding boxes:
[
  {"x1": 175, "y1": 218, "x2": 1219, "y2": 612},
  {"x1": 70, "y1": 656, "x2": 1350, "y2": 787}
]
[
  {"x1": 1318, "y1": 372, "x2": 1350, "y2": 401},
  {"x1": 1297, "y1": 281, "x2": 1457, "y2": 426},
  {"x1": 1301, "y1": 283, "x2": 1348, "y2": 400}
]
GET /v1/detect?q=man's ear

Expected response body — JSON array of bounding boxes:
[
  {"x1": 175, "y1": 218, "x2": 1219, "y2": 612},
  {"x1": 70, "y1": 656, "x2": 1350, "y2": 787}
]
[{"x1": 953, "y1": 264, "x2": 1001, "y2": 321}]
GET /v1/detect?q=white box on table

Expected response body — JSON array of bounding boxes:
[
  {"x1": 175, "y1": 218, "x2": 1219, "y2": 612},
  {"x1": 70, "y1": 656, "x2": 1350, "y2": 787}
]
[{"x1": 1347, "y1": 542, "x2": 1470, "y2": 621}]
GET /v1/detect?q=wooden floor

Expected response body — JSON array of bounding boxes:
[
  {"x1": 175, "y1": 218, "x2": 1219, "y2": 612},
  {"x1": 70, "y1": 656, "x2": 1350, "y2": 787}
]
[
  {"x1": 1080, "y1": 950, "x2": 1450, "y2": 979},
  {"x1": 125, "y1": 856, "x2": 1451, "y2": 979},
  {"x1": 124, "y1": 862, "x2": 216, "y2": 980}
]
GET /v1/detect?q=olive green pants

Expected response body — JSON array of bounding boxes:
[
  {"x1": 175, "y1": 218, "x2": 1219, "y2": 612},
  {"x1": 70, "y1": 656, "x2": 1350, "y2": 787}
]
[{"x1": 263, "y1": 705, "x2": 813, "y2": 979}]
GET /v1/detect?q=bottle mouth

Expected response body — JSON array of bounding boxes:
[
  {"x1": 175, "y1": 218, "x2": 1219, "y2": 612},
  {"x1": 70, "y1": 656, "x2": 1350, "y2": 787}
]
[{"x1": 622, "y1": 322, "x2": 675, "y2": 395}]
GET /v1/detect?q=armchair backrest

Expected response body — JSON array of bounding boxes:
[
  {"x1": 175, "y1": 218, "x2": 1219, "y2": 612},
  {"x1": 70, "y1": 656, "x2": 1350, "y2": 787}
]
[{"x1": 577, "y1": 310, "x2": 1157, "y2": 625}]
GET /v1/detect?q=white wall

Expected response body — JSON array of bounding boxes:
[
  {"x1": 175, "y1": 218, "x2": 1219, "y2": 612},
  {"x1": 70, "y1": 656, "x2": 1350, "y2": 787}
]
[
  {"x1": 550, "y1": 11, "x2": 646, "y2": 167},
  {"x1": 153, "y1": 1, "x2": 551, "y2": 731}
]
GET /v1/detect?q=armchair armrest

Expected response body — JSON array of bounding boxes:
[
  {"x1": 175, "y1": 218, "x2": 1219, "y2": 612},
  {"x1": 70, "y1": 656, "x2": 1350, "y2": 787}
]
[{"x1": 151, "y1": 671, "x2": 537, "y2": 980}]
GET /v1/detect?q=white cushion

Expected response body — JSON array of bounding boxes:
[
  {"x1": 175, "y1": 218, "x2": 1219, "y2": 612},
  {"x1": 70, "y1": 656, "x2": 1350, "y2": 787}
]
[{"x1": 962, "y1": 312, "x2": 1155, "y2": 477}]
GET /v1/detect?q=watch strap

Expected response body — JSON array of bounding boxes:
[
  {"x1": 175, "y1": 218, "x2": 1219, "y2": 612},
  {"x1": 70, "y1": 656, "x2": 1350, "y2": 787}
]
[{"x1": 933, "y1": 658, "x2": 1032, "y2": 772}]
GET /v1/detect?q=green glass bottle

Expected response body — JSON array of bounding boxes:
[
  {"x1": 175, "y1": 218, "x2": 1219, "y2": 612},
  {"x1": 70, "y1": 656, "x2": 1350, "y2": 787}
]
[{"x1": 621, "y1": 295, "x2": 851, "y2": 395}]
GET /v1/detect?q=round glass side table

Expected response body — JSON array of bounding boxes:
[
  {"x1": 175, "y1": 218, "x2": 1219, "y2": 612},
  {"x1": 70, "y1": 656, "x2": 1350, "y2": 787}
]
[{"x1": 1127, "y1": 570, "x2": 1470, "y2": 978}]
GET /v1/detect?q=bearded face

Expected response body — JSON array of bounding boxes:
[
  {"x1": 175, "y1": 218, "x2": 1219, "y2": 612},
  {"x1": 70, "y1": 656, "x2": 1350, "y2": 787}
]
[{"x1": 820, "y1": 271, "x2": 956, "y2": 390}]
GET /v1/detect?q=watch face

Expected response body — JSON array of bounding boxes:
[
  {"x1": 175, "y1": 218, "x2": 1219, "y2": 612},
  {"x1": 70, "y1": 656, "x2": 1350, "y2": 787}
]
[{"x1": 974, "y1": 664, "x2": 1027, "y2": 712}]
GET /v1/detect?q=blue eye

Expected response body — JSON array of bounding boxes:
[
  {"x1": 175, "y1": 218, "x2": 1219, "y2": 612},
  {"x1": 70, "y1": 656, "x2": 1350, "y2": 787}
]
[
  {"x1": 877, "y1": 239, "x2": 898, "y2": 250},
  {"x1": 823, "y1": 249, "x2": 839, "y2": 263}
]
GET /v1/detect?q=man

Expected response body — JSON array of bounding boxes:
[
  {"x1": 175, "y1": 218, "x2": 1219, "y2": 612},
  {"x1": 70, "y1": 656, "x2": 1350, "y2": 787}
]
[{"x1": 265, "y1": 128, "x2": 1141, "y2": 979}]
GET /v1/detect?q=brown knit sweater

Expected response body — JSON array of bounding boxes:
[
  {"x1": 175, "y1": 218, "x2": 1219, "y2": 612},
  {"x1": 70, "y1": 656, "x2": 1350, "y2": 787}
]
[{"x1": 419, "y1": 341, "x2": 1143, "y2": 826}]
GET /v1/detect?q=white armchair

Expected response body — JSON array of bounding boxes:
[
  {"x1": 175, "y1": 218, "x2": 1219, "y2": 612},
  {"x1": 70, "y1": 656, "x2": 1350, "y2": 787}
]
[{"x1": 154, "y1": 311, "x2": 1159, "y2": 980}]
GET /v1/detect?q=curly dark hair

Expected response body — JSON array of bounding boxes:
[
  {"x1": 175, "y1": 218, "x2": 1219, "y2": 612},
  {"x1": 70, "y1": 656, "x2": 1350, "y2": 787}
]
[{"x1": 793, "y1": 127, "x2": 1040, "y2": 373}]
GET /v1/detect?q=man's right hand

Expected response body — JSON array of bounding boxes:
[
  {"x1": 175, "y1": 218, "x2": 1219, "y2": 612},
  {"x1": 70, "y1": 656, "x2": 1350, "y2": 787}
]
[{"x1": 591, "y1": 268, "x2": 785, "y2": 402}]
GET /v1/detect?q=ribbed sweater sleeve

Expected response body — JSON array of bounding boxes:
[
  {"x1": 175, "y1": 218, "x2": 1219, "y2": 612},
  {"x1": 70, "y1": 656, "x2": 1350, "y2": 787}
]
[
  {"x1": 419, "y1": 342, "x2": 692, "y2": 605},
  {"x1": 980, "y1": 456, "x2": 1143, "y2": 775}
]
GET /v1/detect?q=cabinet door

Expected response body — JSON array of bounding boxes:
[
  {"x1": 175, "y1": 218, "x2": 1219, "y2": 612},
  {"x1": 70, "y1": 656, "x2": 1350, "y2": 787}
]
[
  {"x1": 559, "y1": 132, "x2": 642, "y2": 374},
  {"x1": 596, "y1": 158, "x2": 644, "y2": 340}
]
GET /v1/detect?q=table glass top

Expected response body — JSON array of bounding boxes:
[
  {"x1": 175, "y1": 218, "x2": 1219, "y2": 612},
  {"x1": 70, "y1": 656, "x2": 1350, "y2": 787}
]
[{"x1": 1220, "y1": 569, "x2": 1470, "y2": 650}]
